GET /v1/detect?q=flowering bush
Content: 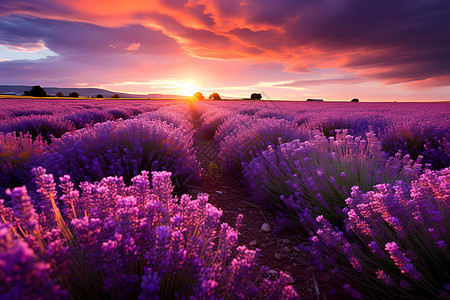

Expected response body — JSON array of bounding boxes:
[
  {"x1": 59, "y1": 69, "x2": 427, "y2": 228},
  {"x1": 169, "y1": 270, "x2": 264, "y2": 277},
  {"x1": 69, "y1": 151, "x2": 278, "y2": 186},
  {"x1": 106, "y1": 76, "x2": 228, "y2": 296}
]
[
  {"x1": 196, "y1": 105, "x2": 234, "y2": 140},
  {"x1": 137, "y1": 108, "x2": 193, "y2": 132},
  {"x1": 0, "y1": 169, "x2": 299, "y2": 299},
  {"x1": 303, "y1": 168, "x2": 449, "y2": 299},
  {"x1": 162, "y1": 102, "x2": 193, "y2": 123},
  {"x1": 62, "y1": 108, "x2": 115, "y2": 129},
  {"x1": 243, "y1": 130, "x2": 422, "y2": 223},
  {"x1": 106, "y1": 108, "x2": 134, "y2": 120},
  {"x1": 35, "y1": 118, "x2": 201, "y2": 192},
  {"x1": 219, "y1": 118, "x2": 311, "y2": 173},
  {"x1": 0, "y1": 132, "x2": 44, "y2": 198},
  {"x1": 305, "y1": 114, "x2": 387, "y2": 138},
  {"x1": 12, "y1": 108, "x2": 54, "y2": 117},
  {"x1": 254, "y1": 109, "x2": 296, "y2": 121},
  {"x1": 380, "y1": 122, "x2": 450, "y2": 170},
  {"x1": 214, "y1": 114, "x2": 256, "y2": 146},
  {"x1": 0, "y1": 114, "x2": 75, "y2": 143},
  {"x1": 0, "y1": 111, "x2": 10, "y2": 120}
]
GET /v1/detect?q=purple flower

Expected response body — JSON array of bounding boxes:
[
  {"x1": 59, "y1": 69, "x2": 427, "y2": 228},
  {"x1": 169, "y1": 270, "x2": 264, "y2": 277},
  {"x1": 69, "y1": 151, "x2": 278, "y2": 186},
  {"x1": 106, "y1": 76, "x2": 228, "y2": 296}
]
[
  {"x1": 7, "y1": 186, "x2": 39, "y2": 234},
  {"x1": 376, "y1": 269, "x2": 394, "y2": 286},
  {"x1": 0, "y1": 224, "x2": 67, "y2": 299},
  {"x1": 385, "y1": 242, "x2": 422, "y2": 281}
]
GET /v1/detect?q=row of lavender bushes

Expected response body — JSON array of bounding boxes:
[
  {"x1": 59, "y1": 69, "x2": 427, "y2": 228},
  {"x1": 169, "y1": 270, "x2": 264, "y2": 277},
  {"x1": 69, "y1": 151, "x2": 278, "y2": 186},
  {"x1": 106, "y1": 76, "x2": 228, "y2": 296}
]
[
  {"x1": 0, "y1": 103, "x2": 200, "y2": 198},
  {"x1": 0, "y1": 98, "x2": 168, "y2": 120},
  {"x1": 243, "y1": 131, "x2": 449, "y2": 298},
  {"x1": 0, "y1": 168, "x2": 299, "y2": 299},
  {"x1": 0, "y1": 108, "x2": 143, "y2": 143},
  {"x1": 211, "y1": 102, "x2": 449, "y2": 171},
  {"x1": 208, "y1": 103, "x2": 449, "y2": 299}
]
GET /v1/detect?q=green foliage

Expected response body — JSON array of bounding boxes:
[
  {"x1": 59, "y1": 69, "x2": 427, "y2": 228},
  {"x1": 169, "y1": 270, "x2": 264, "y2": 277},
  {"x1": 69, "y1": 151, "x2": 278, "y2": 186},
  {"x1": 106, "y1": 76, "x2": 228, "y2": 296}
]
[
  {"x1": 193, "y1": 92, "x2": 205, "y2": 100},
  {"x1": 251, "y1": 93, "x2": 262, "y2": 100},
  {"x1": 209, "y1": 92, "x2": 221, "y2": 100},
  {"x1": 25, "y1": 85, "x2": 48, "y2": 97},
  {"x1": 69, "y1": 92, "x2": 80, "y2": 98}
]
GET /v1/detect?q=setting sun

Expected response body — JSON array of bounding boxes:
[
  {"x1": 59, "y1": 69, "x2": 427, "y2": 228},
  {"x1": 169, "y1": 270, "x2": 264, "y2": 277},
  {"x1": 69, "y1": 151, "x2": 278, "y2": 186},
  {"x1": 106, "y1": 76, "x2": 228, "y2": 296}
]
[{"x1": 177, "y1": 81, "x2": 203, "y2": 96}]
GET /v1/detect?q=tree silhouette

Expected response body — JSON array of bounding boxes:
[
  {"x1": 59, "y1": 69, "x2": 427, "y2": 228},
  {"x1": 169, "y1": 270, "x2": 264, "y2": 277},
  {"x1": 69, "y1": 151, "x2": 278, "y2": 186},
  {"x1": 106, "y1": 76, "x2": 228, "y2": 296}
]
[
  {"x1": 351, "y1": 98, "x2": 360, "y2": 102},
  {"x1": 56, "y1": 92, "x2": 65, "y2": 97},
  {"x1": 69, "y1": 92, "x2": 80, "y2": 98},
  {"x1": 96, "y1": 94, "x2": 104, "y2": 98},
  {"x1": 25, "y1": 85, "x2": 47, "y2": 97},
  {"x1": 112, "y1": 94, "x2": 120, "y2": 98},
  {"x1": 193, "y1": 92, "x2": 205, "y2": 100},
  {"x1": 250, "y1": 93, "x2": 262, "y2": 100},
  {"x1": 209, "y1": 92, "x2": 221, "y2": 100}
]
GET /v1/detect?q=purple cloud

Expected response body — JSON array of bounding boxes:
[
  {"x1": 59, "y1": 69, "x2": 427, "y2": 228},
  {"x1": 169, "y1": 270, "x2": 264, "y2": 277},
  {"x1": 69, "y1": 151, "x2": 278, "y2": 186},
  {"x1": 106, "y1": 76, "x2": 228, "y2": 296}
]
[{"x1": 0, "y1": 0, "x2": 449, "y2": 99}]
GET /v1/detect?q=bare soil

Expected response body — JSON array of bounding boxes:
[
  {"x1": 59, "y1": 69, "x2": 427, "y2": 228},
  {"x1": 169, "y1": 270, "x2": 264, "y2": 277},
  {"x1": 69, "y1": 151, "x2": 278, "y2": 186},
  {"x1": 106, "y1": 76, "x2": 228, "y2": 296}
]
[{"x1": 192, "y1": 133, "x2": 348, "y2": 299}]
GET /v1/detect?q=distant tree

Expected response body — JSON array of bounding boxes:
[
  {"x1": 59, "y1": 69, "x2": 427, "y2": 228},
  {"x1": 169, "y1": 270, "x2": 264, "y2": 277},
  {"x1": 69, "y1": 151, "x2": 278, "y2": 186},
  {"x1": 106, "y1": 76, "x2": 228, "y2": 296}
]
[
  {"x1": 56, "y1": 92, "x2": 65, "y2": 97},
  {"x1": 208, "y1": 92, "x2": 221, "y2": 100},
  {"x1": 112, "y1": 94, "x2": 120, "y2": 98},
  {"x1": 96, "y1": 94, "x2": 104, "y2": 98},
  {"x1": 351, "y1": 98, "x2": 359, "y2": 102},
  {"x1": 193, "y1": 92, "x2": 205, "y2": 100},
  {"x1": 25, "y1": 85, "x2": 47, "y2": 97},
  {"x1": 250, "y1": 93, "x2": 262, "y2": 100},
  {"x1": 69, "y1": 92, "x2": 80, "y2": 98}
]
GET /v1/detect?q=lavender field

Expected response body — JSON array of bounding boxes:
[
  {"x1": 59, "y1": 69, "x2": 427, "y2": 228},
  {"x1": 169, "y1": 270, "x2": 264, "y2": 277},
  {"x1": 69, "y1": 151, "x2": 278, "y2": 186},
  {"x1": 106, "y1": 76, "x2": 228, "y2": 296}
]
[{"x1": 0, "y1": 98, "x2": 449, "y2": 299}]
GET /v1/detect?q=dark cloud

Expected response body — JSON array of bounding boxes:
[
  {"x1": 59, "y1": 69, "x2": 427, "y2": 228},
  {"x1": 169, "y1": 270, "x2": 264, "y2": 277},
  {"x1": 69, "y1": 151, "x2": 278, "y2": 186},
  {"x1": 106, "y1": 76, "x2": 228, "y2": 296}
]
[{"x1": 0, "y1": 0, "x2": 449, "y2": 93}]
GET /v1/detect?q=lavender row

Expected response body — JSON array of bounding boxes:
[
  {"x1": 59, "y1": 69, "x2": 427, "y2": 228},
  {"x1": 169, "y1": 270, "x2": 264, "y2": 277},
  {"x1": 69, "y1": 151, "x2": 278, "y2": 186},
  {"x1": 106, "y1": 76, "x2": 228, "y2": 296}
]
[
  {"x1": 0, "y1": 132, "x2": 45, "y2": 197},
  {"x1": 211, "y1": 101, "x2": 449, "y2": 170},
  {"x1": 0, "y1": 98, "x2": 169, "y2": 120},
  {"x1": 0, "y1": 169, "x2": 298, "y2": 299},
  {"x1": 218, "y1": 117, "x2": 311, "y2": 173},
  {"x1": 0, "y1": 103, "x2": 201, "y2": 198},
  {"x1": 302, "y1": 168, "x2": 449, "y2": 299},
  {"x1": 34, "y1": 117, "x2": 201, "y2": 193},
  {"x1": 243, "y1": 130, "x2": 422, "y2": 223},
  {"x1": 238, "y1": 129, "x2": 448, "y2": 298}
]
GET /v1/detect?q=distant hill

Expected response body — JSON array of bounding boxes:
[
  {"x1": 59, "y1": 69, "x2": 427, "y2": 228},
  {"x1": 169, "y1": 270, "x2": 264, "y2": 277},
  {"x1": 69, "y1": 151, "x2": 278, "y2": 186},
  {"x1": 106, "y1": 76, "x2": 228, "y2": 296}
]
[{"x1": 0, "y1": 85, "x2": 186, "y2": 99}]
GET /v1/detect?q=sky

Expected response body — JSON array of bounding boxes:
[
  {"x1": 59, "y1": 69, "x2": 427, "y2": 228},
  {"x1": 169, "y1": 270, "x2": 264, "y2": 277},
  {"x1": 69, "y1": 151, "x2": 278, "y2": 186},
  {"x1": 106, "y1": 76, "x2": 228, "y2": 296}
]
[{"x1": 0, "y1": 0, "x2": 449, "y2": 101}]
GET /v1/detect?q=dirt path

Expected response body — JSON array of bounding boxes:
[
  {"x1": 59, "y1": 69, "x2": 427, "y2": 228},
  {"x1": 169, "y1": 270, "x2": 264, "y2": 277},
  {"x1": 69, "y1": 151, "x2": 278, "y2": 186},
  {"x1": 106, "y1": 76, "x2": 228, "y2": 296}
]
[{"x1": 189, "y1": 105, "x2": 325, "y2": 298}]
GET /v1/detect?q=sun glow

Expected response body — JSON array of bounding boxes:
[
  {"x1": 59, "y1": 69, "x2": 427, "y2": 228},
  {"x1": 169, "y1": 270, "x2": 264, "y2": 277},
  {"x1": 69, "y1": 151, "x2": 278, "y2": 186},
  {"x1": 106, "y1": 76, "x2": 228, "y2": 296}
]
[
  {"x1": 97, "y1": 79, "x2": 204, "y2": 96},
  {"x1": 178, "y1": 81, "x2": 204, "y2": 96}
]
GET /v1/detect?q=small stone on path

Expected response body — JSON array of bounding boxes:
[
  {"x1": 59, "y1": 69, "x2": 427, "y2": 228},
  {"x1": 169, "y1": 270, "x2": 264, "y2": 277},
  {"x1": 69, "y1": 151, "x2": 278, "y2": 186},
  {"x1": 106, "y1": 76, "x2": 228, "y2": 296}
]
[
  {"x1": 267, "y1": 269, "x2": 278, "y2": 278},
  {"x1": 249, "y1": 240, "x2": 258, "y2": 247},
  {"x1": 286, "y1": 274, "x2": 295, "y2": 284},
  {"x1": 261, "y1": 223, "x2": 271, "y2": 232}
]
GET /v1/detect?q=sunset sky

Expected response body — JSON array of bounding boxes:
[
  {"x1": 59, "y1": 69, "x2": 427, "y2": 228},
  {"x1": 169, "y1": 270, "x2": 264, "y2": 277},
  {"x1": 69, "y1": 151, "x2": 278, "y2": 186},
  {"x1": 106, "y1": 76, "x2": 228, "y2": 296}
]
[{"x1": 0, "y1": 0, "x2": 449, "y2": 101}]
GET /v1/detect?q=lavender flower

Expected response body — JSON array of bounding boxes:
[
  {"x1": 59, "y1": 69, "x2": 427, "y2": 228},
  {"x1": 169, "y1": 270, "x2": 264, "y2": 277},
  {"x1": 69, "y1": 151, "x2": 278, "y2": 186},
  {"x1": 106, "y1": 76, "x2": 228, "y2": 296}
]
[
  {"x1": 35, "y1": 118, "x2": 202, "y2": 192},
  {"x1": 385, "y1": 242, "x2": 422, "y2": 281},
  {"x1": 303, "y1": 168, "x2": 449, "y2": 299},
  {"x1": 0, "y1": 224, "x2": 67, "y2": 299}
]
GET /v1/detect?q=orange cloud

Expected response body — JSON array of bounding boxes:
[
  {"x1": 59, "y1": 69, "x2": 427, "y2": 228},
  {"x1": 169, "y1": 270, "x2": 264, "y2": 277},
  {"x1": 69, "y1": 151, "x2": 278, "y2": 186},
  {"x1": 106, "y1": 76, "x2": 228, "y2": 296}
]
[{"x1": 0, "y1": 0, "x2": 449, "y2": 101}]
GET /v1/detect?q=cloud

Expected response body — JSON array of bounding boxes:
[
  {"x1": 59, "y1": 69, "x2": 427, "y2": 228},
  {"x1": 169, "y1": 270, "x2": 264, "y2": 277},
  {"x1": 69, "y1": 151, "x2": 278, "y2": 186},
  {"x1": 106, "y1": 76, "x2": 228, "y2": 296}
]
[
  {"x1": 126, "y1": 42, "x2": 141, "y2": 51},
  {"x1": 0, "y1": 0, "x2": 448, "y2": 100}
]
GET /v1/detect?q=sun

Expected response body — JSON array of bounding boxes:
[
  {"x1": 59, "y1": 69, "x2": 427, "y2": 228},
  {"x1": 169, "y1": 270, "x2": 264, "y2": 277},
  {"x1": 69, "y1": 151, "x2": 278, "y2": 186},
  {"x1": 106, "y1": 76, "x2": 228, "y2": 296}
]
[{"x1": 178, "y1": 81, "x2": 203, "y2": 96}]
